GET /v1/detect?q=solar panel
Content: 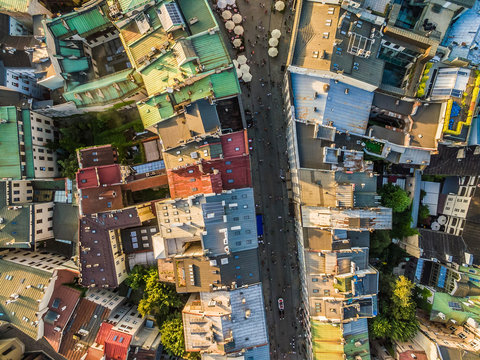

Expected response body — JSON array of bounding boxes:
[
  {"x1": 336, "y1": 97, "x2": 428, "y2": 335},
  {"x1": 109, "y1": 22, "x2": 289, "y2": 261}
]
[
  {"x1": 448, "y1": 301, "x2": 462, "y2": 311},
  {"x1": 165, "y1": 3, "x2": 183, "y2": 25}
]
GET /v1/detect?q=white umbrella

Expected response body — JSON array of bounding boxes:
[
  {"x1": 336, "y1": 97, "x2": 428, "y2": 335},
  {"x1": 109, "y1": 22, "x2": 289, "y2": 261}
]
[
  {"x1": 233, "y1": 59, "x2": 239, "y2": 68},
  {"x1": 236, "y1": 67, "x2": 243, "y2": 78},
  {"x1": 271, "y1": 29, "x2": 281, "y2": 38},
  {"x1": 233, "y1": 38, "x2": 242, "y2": 48},
  {"x1": 268, "y1": 47, "x2": 278, "y2": 57},
  {"x1": 222, "y1": 10, "x2": 232, "y2": 20},
  {"x1": 275, "y1": 0, "x2": 285, "y2": 11},
  {"x1": 269, "y1": 37, "x2": 279, "y2": 47},
  {"x1": 234, "y1": 25, "x2": 244, "y2": 35},
  {"x1": 232, "y1": 13, "x2": 242, "y2": 24},
  {"x1": 239, "y1": 64, "x2": 250, "y2": 73},
  {"x1": 226, "y1": 0, "x2": 235, "y2": 5},
  {"x1": 237, "y1": 55, "x2": 247, "y2": 64},
  {"x1": 242, "y1": 72, "x2": 252, "y2": 82},
  {"x1": 225, "y1": 20, "x2": 235, "y2": 30},
  {"x1": 217, "y1": 0, "x2": 227, "y2": 9}
]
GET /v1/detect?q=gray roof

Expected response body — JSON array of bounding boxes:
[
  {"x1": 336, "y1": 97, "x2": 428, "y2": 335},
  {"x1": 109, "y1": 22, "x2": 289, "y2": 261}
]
[
  {"x1": 53, "y1": 203, "x2": 79, "y2": 244},
  {"x1": 201, "y1": 188, "x2": 258, "y2": 256},
  {"x1": 425, "y1": 145, "x2": 480, "y2": 176},
  {"x1": 221, "y1": 284, "x2": 268, "y2": 352},
  {"x1": 347, "y1": 231, "x2": 370, "y2": 248},
  {"x1": 355, "y1": 272, "x2": 378, "y2": 296},
  {"x1": 216, "y1": 248, "x2": 260, "y2": 286},
  {"x1": 290, "y1": 72, "x2": 373, "y2": 135}
]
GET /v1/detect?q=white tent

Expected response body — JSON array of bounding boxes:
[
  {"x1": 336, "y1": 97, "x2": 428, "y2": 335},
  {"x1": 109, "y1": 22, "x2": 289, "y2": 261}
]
[
  {"x1": 217, "y1": 0, "x2": 227, "y2": 9},
  {"x1": 226, "y1": 0, "x2": 235, "y2": 5},
  {"x1": 271, "y1": 29, "x2": 281, "y2": 38},
  {"x1": 237, "y1": 55, "x2": 247, "y2": 64},
  {"x1": 269, "y1": 37, "x2": 279, "y2": 47},
  {"x1": 225, "y1": 20, "x2": 235, "y2": 30},
  {"x1": 242, "y1": 72, "x2": 252, "y2": 82},
  {"x1": 233, "y1": 59, "x2": 239, "y2": 68},
  {"x1": 236, "y1": 67, "x2": 243, "y2": 78},
  {"x1": 232, "y1": 13, "x2": 242, "y2": 24},
  {"x1": 222, "y1": 10, "x2": 232, "y2": 20},
  {"x1": 233, "y1": 38, "x2": 242, "y2": 48},
  {"x1": 234, "y1": 25, "x2": 244, "y2": 35},
  {"x1": 239, "y1": 64, "x2": 250, "y2": 73},
  {"x1": 275, "y1": 1, "x2": 285, "y2": 11},
  {"x1": 268, "y1": 47, "x2": 278, "y2": 57}
]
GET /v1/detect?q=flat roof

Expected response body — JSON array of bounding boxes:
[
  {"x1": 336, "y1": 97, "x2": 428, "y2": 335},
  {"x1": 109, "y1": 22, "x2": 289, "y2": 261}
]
[
  {"x1": 291, "y1": 2, "x2": 384, "y2": 88},
  {"x1": 290, "y1": 73, "x2": 373, "y2": 135}
]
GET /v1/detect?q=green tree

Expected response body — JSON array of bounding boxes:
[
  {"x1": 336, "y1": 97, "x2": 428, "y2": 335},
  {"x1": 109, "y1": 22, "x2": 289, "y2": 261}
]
[
  {"x1": 370, "y1": 315, "x2": 392, "y2": 339},
  {"x1": 371, "y1": 275, "x2": 418, "y2": 342},
  {"x1": 370, "y1": 230, "x2": 391, "y2": 258},
  {"x1": 125, "y1": 265, "x2": 149, "y2": 290},
  {"x1": 137, "y1": 268, "x2": 183, "y2": 323},
  {"x1": 379, "y1": 184, "x2": 411, "y2": 213},
  {"x1": 418, "y1": 204, "x2": 430, "y2": 222},
  {"x1": 160, "y1": 315, "x2": 186, "y2": 357}
]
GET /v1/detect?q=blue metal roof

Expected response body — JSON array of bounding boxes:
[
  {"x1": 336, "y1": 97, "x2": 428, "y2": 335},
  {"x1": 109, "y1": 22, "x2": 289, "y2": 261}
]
[
  {"x1": 437, "y1": 266, "x2": 448, "y2": 289},
  {"x1": 290, "y1": 72, "x2": 373, "y2": 135}
]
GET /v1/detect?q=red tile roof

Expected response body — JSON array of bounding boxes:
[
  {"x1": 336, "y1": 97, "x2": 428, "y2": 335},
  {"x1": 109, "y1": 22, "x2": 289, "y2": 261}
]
[
  {"x1": 211, "y1": 156, "x2": 252, "y2": 190},
  {"x1": 95, "y1": 322, "x2": 114, "y2": 346},
  {"x1": 399, "y1": 351, "x2": 427, "y2": 360},
  {"x1": 104, "y1": 330, "x2": 132, "y2": 360},
  {"x1": 85, "y1": 347, "x2": 105, "y2": 360},
  {"x1": 77, "y1": 165, "x2": 122, "y2": 190},
  {"x1": 167, "y1": 165, "x2": 223, "y2": 199},
  {"x1": 43, "y1": 269, "x2": 81, "y2": 351},
  {"x1": 220, "y1": 130, "x2": 249, "y2": 158},
  {"x1": 58, "y1": 298, "x2": 111, "y2": 360}
]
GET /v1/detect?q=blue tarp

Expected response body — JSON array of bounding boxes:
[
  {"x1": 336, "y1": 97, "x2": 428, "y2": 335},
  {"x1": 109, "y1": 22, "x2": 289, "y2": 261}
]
[{"x1": 256, "y1": 214, "x2": 264, "y2": 236}]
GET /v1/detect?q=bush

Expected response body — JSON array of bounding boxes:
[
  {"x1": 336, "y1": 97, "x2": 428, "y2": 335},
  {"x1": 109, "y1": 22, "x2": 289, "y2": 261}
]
[{"x1": 379, "y1": 184, "x2": 411, "y2": 213}]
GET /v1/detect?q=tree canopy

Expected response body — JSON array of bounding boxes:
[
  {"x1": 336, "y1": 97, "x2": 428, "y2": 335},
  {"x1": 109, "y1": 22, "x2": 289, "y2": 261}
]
[
  {"x1": 160, "y1": 315, "x2": 186, "y2": 357},
  {"x1": 379, "y1": 184, "x2": 411, "y2": 213},
  {"x1": 370, "y1": 275, "x2": 418, "y2": 342},
  {"x1": 125, "y1": 266, "x2": 184, "y2": 323}
]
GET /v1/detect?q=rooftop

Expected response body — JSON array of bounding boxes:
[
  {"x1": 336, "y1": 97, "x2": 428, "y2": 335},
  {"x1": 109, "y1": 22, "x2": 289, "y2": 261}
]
[
  {"x1": 0, "y1": 254, "x2": 53, "y2": 339},
  {"x1": 0, "y1": 182, "x2": 32, "y2": 248},
  {"x1": 0, "y1": 106, "x2": 21, "y2": 179},
  {"x1": 43, "y1": 269, "x2": 81, "y2": 351},
  {"x1": 291, "y1": 2, "x2": 384, "y2": 88},
  {"x1": 77, "y1": 145, "x2": 118, "y2": 169},
  {"x1": 79, "y1": 207, "x2": 141, "y2": 288},
  {"x1": 160, "y1": 100, "x2": 221, "y2": 150},
  {"x1": 201, "y1": 188, "x2": 257, "y2": 256},
  {"x1": 59, "y1": 297, "x2": 112, "y2": 360},
  {"x1": 290, "y1": 72, "x2": 373, "y2": 135},
  {"x1": 182, "y1": 284, "x2": 268, "y2": 354},
  {"x1": 162, "y1": 136, "x2": 223, "y2": 170}
]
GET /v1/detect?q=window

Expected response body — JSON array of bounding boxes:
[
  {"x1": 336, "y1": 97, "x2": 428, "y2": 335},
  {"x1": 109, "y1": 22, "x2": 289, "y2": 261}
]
[
  {"x1": 37, "y1": 137, "x2": 43, "y2": 142},
  {"x1": 228, "y1": 179, "x2": 234, "y2": 184},
  {"x1": 312, "y1": 278, "x2": 319, "y2": 282},
  {"x1": 38, "y1": 148, "x2": 44, "y2": 153},
  {"x1": 235, "y1": 241, "x2": 241, "y2": 246},
  {"x1": 36, "y1": 219, "x2": 42, "y2": 224},
  {"x1": 36, "y1": 229, "x2": 42, "y2": 234},
  {"x1": 36, "y1": 208, "x2": 42, "y2": 214},
  {"x1": 225, "y1": 161, "x2": 231, "y2": 165},
  {"x1": 13, "y1": 191, "x2": 19, "y2": 195},
  {"x1": 13, "y1": 183, "x2": 19, "y2": 188},
  {"x1": 312, "y1": 289, "x2": 319, "y2": 293},
  {"x1": 226, "y1": 169, "x2": 233, "y2": 173}
]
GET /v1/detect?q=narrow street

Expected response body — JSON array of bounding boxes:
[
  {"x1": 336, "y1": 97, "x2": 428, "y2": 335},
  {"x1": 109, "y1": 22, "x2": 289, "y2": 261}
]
[{"x1": 212, "y1": 1, "x2": 303, "y2": 358}]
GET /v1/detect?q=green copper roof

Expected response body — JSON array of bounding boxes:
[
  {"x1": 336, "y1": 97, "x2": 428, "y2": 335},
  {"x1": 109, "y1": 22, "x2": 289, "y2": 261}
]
[
  {"x1": 0, "y1": 106, "x2": 21, "y2": 180},
  {"x1": 59, "y1": 57, "x2": 89, "y2": 74},
  {"x1": 137, "y1": 95, "x2": 175, "y2": 128},
  {"x1": 47, "y1": 6, "x2": 110, "y2": 38},
  {"x1": 210, "y1": 69, "x2": 241, "y2": 98},
  {"x1": 178, "y1": 0, "x2": 217, "y2": 35},
  {"x1": 138, "y1": 68, "x2": 239, "y2": 128},
  {"x1": 141, "y1": 52, "x2": 197, "y2": 95},
  {"x1": 192, "y1": 32, "x2": 231, "y2": 71},
  {"x1": 21, "y1": 110, "x2": 34, "y2": 179},
  {"x1": 118, "y1": 0, "x2": 150, "y2": 13},
  {"x1": 58, "y1": 41, "x2": 83, "y2": 57},
  {"x1": 0, "y1": 0, "x2": 28, "y2": 12},
  {"x1": 63, "y1": 69, "x2": 143, "y2": 107},
  {"x1": 0, "y1": 182, "x2": 31, "y2": 248},
  {"x1": 431, "y1": 292, "x2": 480, "y2": 325}
]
